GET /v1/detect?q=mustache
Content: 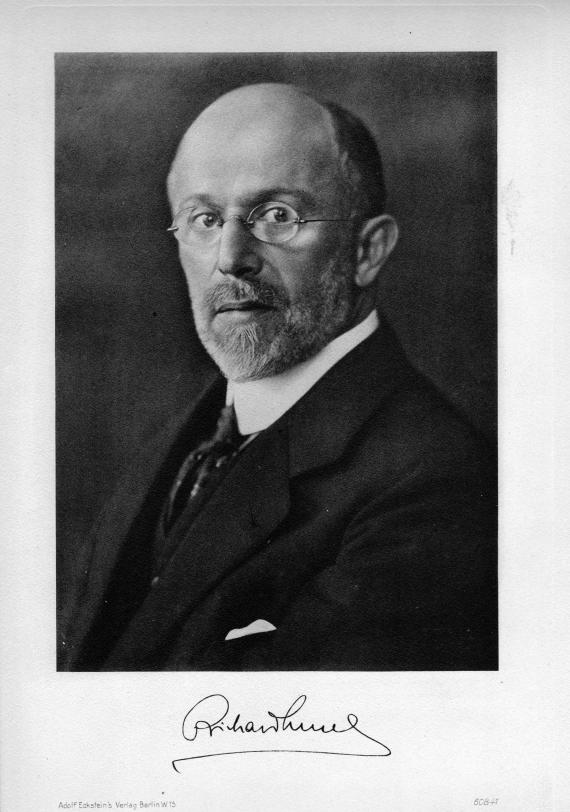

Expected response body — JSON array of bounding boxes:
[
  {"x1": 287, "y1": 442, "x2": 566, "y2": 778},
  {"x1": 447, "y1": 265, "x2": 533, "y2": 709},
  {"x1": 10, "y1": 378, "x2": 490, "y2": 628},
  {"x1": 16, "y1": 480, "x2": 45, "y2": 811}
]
[{"x1": 204, "y1": 280, "x2": 287, "y2": 310}]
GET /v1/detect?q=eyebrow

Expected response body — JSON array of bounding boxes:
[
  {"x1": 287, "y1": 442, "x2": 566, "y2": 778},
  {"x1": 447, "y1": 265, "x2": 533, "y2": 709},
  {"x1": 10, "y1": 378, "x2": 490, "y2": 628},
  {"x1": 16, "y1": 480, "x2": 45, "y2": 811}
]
[{"x1": 177, "y1": 188, "x2": 319, "y2": 212}]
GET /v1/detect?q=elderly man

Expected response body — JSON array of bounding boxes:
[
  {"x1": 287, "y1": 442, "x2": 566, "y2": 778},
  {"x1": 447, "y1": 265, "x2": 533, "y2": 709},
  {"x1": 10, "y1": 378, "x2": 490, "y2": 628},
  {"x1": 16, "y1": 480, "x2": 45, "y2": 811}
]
[{"x1": 61, "y1": 83, "x2": 496, "y2": 671}]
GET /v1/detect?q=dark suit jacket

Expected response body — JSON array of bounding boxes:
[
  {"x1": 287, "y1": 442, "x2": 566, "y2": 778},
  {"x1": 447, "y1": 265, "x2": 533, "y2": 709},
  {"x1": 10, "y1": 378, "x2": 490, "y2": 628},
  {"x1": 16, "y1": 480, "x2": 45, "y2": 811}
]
[{"x1": 60, "y1": 323, "x2": 497, "y2": 671}]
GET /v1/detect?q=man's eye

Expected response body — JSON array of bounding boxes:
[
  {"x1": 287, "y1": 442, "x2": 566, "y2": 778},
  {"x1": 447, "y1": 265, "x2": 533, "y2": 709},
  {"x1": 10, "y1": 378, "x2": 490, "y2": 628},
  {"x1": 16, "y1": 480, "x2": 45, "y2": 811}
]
[
  {"x1": 256, "y1": 205, "x2": 295, "y2": 224},
  {"x1": 191, "y1": 212, "x2": 219, "y2": 230}
]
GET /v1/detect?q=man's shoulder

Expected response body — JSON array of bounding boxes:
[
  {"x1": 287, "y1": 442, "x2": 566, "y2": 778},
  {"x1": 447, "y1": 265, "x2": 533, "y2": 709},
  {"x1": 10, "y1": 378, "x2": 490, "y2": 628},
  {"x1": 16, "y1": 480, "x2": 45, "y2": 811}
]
[
  {"x1": 288, "y1": 320, "x2": 492, "y2": 479},
  {"x1": 369, "y1": 353, "x2": 486, "y2": 450},
  {"x1": 360, "y1": 370, "x2": 493, "y2": 488}
]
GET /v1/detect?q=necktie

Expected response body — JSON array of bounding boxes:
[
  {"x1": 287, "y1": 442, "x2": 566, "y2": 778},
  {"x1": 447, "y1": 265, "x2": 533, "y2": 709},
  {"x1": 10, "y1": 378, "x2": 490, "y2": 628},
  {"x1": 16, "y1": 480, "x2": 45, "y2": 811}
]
[{"x1": 163, "y1": 404, "x2": 242, "y2": 532}]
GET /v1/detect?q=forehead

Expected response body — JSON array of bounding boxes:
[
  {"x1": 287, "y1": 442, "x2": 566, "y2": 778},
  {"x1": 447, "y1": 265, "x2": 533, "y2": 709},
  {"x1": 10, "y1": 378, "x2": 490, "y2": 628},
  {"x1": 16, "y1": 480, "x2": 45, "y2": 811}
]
[{"x1": 169, "y1": 90, "x2": 342, "y2": 210}]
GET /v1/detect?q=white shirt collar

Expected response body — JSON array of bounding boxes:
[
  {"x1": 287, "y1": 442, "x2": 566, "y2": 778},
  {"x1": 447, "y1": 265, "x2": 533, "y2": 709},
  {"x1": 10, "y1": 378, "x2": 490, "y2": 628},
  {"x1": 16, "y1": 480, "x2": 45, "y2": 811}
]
[{"x1": 226, "y1": 310, "x2": 379, "y2": 435}]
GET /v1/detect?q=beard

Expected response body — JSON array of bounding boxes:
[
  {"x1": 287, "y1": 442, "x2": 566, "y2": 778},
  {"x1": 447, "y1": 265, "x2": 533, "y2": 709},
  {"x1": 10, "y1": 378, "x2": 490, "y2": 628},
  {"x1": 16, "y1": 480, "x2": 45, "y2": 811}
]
[{"x1": 190, "y1": 255, "x2": 357, "y2": 382}]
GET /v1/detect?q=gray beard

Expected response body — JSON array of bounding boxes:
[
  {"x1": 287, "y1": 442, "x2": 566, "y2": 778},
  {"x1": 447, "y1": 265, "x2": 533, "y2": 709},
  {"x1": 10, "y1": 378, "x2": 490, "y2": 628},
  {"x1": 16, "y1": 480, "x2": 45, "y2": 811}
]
[{"x1": 191, "y1": 259, "x2": 356, "y2": 382}]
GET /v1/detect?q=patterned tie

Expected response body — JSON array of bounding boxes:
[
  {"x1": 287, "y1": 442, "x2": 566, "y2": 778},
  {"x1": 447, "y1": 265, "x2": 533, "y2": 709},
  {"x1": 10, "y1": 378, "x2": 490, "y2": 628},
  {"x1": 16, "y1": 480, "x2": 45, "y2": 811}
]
[{"x1": 163, "y1": 404, "x2": 242, "y2": 532}]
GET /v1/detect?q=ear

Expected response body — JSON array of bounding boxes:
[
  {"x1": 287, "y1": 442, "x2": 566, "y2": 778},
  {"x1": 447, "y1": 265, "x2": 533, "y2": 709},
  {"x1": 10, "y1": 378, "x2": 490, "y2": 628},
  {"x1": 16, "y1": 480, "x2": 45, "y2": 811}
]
[{"x1": 355, "y1": 214, "x2": 399, "y2": 288}]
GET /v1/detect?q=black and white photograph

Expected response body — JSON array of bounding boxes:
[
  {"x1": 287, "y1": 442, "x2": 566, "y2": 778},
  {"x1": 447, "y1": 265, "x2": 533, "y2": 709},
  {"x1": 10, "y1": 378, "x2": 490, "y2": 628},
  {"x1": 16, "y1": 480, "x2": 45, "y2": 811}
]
[
  {"x1": 56, "y1": 52, "x2": 497, "y2": 672},
  {"x1": 3, "y1": 2, "x2": 567, "y2": 809}
]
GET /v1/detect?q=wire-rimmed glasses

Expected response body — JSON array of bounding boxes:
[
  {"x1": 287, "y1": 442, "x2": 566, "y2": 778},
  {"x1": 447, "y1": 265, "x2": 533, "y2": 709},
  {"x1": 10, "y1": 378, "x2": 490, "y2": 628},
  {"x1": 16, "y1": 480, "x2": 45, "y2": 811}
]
[{"x1": 167, "y1": 200, "x2": 352, "y2": 246}]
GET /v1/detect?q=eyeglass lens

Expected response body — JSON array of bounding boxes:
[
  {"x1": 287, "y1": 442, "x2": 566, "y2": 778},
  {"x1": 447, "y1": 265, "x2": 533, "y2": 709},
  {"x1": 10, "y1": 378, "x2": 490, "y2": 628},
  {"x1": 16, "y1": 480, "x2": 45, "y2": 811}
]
[{"x1": 171, "y1": 201, "x2": 301, "y2": 245}]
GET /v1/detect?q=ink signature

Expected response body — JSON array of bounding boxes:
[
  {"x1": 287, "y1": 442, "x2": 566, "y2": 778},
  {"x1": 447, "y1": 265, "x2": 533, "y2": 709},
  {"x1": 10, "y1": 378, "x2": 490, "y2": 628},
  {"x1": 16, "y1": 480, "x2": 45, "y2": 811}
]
[{"x1": 172, "y1": 693, "x2": 391, "y2": 769}]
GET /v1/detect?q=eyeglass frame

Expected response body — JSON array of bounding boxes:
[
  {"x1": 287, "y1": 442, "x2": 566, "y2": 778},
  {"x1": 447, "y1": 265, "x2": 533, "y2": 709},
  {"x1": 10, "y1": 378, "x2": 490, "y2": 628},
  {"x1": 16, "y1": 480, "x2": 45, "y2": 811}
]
[{"x1": 167, "y1": 200, "x2": 354, "y2": 246}]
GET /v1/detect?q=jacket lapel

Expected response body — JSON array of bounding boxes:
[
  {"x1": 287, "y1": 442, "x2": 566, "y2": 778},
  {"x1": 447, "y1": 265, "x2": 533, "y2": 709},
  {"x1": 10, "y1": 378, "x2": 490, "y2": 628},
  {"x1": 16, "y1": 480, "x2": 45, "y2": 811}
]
[
  {"x1": 102, "y1": 418, "x2": 290, "y2": 667},
  {"x1": 287, "y1": 322, "x2": 416, "y2": 476}
]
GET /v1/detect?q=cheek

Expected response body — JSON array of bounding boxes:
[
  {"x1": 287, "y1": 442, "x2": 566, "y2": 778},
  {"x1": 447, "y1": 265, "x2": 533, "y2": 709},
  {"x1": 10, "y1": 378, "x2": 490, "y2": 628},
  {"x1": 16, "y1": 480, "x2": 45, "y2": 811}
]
[
  {"x1": 278, "y1": 241, "x2": 350, "y2": 298},
  {"x1": 179, "y1": 249, "x2": 212, "y2": 295}
]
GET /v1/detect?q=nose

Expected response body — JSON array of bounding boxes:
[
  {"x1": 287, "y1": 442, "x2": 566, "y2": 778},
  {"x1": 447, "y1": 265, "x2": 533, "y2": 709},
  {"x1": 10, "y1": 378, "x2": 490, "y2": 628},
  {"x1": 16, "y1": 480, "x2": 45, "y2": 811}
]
[{"x1": 216, "y1": 217, "x2": 263, "y2": 278}]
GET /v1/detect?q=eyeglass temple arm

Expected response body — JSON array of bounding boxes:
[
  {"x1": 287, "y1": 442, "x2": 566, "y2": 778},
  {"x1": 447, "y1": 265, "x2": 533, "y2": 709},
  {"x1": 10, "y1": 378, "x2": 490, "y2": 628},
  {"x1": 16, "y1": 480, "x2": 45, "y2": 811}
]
[{"x1": 297, "y1": 217, "x2": 353, "y2": 224}]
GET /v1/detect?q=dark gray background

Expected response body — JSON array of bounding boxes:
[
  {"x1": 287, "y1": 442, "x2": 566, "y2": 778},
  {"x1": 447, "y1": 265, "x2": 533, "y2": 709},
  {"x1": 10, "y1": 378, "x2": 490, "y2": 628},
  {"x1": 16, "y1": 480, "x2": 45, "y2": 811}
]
[{"x1": 56, "y1": 52, "x2": 496, "y2": 610}]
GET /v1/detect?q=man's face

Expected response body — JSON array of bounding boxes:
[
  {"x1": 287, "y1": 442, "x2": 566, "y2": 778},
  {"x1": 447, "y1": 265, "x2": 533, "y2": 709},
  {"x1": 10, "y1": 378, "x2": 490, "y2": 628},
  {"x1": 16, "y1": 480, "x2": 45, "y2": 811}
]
[{"x1": 168, "y1": 87, "x2": 360, "y2": 381}]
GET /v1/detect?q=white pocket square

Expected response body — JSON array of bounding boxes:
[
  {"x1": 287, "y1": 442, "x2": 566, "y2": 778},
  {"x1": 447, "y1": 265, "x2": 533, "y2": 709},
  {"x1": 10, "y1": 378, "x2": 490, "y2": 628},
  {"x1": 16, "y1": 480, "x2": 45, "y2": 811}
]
[{"x1": 225, "y1": 619, "x2": 277, "y2": 641}]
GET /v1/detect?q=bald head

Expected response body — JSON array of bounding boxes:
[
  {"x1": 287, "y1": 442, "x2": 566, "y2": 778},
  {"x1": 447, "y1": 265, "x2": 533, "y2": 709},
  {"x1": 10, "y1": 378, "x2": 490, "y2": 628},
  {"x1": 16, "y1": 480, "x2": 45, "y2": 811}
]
[
  {"x1": 180, "y1": 83, "x2": 334, "y2": 147},
  {"x1": 167, "y1": 83, "x2": 386, "y2": 220},
  {"x1": 168, "y1": 84, "x2": 341, "y2": 213}
]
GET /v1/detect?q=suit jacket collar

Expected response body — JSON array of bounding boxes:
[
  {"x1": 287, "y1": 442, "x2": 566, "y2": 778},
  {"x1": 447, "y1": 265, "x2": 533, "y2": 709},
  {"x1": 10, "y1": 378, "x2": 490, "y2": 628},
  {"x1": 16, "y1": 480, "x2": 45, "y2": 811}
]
[{"x1": 286, "y1": 321, "x2": 414, "y2": 475}]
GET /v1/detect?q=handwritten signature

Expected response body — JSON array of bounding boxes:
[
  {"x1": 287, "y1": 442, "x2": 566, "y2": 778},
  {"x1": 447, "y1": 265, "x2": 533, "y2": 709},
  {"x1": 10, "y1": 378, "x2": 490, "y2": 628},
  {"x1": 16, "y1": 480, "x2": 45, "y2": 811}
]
[{"x1": 172, "y1": 694, "x2": 391, "y2": 769}]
